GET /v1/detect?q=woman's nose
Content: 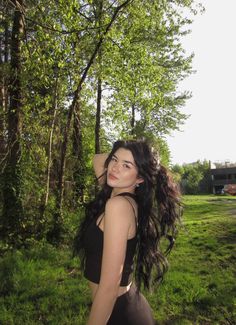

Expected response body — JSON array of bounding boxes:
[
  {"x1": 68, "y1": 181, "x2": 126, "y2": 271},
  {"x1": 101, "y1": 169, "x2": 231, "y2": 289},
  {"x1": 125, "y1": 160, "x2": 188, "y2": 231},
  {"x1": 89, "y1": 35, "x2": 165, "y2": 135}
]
[{"x1": 112, "y1": 162, "x2": 119, "y2": 172}]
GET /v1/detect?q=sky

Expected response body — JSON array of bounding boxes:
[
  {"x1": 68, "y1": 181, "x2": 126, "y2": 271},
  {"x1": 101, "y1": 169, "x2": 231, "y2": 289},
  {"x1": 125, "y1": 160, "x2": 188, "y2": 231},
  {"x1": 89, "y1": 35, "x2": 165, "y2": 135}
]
[{"x1": 166, "y1": 0, "x2": 236, "y2": 165}]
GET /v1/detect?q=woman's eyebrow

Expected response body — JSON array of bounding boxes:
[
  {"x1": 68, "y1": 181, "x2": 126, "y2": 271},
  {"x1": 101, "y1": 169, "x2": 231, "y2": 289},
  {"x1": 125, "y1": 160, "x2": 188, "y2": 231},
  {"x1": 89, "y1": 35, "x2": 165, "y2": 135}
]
[
  {"x1": 123, "y1": 160, "x2": 135, "y2": 166},
  {"x1": 113, "y1": 154, "x2": 135, "y2": 166}
]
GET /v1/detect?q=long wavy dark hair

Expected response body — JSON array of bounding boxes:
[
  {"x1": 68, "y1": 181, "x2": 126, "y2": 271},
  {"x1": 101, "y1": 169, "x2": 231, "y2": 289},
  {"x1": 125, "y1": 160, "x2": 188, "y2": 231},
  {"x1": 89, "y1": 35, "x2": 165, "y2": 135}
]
[{"x1": 73, "y1": 140, "x2": 182, "y2": 290}]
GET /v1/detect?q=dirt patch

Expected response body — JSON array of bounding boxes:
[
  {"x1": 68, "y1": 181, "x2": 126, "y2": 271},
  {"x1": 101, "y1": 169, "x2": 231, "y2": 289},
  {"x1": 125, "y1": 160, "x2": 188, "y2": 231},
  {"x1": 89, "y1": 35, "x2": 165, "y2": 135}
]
[
  {"x1": 229, "y1": 209, "x2": 236, "y2": 216},
  {"x1": 207, "y1": 198, "x2": 235, "y2": 203},
  {"x1": 207, "y1": 198, "x2": 236, "y2": 205}
]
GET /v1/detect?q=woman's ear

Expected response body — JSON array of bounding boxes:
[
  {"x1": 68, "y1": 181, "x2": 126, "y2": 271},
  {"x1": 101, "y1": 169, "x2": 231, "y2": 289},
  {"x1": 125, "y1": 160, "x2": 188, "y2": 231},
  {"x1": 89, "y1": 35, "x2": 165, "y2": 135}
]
[{"x1": 136, "y1": 176, "x2": 144, "y2": 185}]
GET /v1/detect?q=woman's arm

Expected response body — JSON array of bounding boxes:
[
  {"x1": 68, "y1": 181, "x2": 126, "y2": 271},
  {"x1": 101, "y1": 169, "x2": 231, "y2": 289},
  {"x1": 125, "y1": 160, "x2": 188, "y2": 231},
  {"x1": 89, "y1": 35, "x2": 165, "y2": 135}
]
[
  {"x1": 93, "y1": 153, "x2": 109, "y2": 185},
  {"x1": 87, "y1": 196, "x2": 133, "y2": 325}
]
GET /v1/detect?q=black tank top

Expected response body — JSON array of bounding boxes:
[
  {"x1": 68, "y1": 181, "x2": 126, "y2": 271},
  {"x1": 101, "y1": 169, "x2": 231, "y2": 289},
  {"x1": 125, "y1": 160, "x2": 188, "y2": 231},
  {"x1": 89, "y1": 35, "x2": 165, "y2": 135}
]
[{"x1": 84, "y1": 193, "x2": 137, "y2": 286}]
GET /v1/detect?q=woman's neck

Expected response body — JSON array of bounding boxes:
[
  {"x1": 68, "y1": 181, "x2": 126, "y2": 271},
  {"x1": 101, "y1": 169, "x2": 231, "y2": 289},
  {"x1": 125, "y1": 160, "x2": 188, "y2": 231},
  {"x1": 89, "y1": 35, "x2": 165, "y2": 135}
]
[{"x1": 111, "y1": 188, "x2": 135, "y2": 197}]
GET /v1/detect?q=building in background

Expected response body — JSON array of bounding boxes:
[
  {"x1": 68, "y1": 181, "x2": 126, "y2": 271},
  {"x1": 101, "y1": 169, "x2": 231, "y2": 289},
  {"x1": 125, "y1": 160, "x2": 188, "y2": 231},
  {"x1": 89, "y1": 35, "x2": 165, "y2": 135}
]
[{"x1": 210, "y1": 166, "x2": 236, "y2": 195}]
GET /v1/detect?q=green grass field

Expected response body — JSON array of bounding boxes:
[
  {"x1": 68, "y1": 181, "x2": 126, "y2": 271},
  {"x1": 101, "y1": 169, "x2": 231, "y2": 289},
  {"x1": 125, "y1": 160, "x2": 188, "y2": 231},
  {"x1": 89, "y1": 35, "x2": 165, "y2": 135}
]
[{"x1": 0, "y1": 195, "x2": 235, "y2": 325}]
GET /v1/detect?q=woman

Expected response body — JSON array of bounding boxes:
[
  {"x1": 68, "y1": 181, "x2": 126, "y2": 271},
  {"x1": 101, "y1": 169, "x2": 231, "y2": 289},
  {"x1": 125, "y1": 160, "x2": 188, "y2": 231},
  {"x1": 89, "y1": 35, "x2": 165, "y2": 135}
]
[{"x1": 74, "y1": 140, "x2": 181, "y2": 325}]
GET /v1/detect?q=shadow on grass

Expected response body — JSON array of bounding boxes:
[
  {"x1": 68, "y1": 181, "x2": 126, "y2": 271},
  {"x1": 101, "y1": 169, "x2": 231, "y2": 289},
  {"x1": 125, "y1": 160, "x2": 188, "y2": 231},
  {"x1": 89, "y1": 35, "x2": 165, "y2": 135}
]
[
  {"x1": 217, "y1": 230, "x2": 236, "y2": 245},
  {"x1": 156, "y1": 316, "x2": 209, "y2": 325}
]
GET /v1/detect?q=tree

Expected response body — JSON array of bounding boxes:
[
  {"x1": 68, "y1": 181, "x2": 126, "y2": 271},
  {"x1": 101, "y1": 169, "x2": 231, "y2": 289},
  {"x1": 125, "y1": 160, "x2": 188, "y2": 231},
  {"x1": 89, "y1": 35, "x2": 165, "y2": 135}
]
[
  {"x1": 1, "y1": 0, "x2": 25, "y2": 245},
  {"x1": 0, "y1": 3, "x2": 10, "y2": 161},
  {"x1": 172, "y1": 160, "x2": 212, "y2": 194},
  {"x1": 51, "y1": 0, "x2": 133, "y2": 242},
  {"x1": 0, "y1": 0, "x2": 201, "y2": 247}
]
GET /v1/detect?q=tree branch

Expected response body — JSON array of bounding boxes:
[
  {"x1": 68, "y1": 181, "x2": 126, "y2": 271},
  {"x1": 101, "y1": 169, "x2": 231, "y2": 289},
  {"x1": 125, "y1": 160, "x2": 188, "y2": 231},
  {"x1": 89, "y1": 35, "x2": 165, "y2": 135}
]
[{"x1": 76, "y1": 0, "x2": 133, "y2": 93}]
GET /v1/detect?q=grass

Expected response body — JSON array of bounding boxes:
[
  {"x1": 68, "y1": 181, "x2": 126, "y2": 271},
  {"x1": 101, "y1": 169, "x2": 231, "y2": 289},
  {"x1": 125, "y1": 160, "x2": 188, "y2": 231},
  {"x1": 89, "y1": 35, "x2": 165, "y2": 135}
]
[
  {"x1": 0, "y1": 195, "x2": 235, "y2": 324},
  {"x1": 0, "y1": 243, "x2": 90, "y2": 324},
  {"x1": 148, "y1": 195, "x2": 236, "y2": 325}
]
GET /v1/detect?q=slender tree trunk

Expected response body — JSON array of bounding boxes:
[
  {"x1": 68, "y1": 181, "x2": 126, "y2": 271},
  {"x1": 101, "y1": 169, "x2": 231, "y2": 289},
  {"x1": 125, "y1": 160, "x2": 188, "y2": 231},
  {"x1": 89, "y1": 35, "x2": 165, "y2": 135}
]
[
  {"x1": 1, "y1": 0, "x2": 24, "y2": 245},
  {"x1": 94, "y1": 73, "x2": 102, "y2": 195},
  {"x1": 95, "y1": 76, "x2": 102, "y2": 154},
  {"x1": 0, "y1": 81, "x2": 7, "y2": 156},
  {"x1": 44, "y1": 74, "x2": 59, "y2": 208},
  {"x1": 95, "y1": 0, "x2": 103, "y2": 155},
  {"x1": 0, "y1": 51, "x2": 5, "y2": 158},
  {"x1": 131, "y1": 103, "x2": 135, "y2": 135},
  {"x1": 0, "y1": 16, "x2": 9, "y2": 166},
  {"x1": 72, "y1": 97, "x2": 84, "y2": 205}
]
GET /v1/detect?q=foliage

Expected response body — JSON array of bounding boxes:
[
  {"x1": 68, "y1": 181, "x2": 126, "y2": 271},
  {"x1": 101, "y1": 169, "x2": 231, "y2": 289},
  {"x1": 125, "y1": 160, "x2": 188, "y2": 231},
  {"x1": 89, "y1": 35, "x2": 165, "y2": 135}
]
[
  {"x1": 0, "y1": 0, "x2": 202, "y2": 245},
  {"x1": 172, "y1": 160, "x2": 212, "y2": 194}
]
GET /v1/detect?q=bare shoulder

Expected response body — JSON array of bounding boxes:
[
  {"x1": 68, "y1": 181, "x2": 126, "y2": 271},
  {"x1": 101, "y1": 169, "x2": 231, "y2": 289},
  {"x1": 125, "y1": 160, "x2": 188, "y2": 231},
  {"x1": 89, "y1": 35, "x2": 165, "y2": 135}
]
[{"x1": 105, "y1": 195, "x2": 135, "y2": 221}]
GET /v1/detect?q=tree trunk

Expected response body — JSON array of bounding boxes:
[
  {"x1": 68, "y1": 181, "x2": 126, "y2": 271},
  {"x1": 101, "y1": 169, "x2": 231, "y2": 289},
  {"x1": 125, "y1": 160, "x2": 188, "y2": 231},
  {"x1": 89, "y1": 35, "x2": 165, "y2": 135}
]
[
  {"x1": 72, "y1": 97, "x2": 85, "y2": 205},
  {"x1": 95, "y1": 76, "x2": 102, "y2": 154},
  {"x1": 131, "y1": 103, "x2": 135, "y2": 135},
  {"x1": 95, "y1": 0, "x2": 103, "y2": 155},
  {"x1": 0, "y1": 15, "x2": 9, "y2": 167},
  {"x1": 1, "y1": 0, "x2": 24, "y2": 245},
  {"x1": 44, "y1": 73, "x2": 59, "y2": 209}
]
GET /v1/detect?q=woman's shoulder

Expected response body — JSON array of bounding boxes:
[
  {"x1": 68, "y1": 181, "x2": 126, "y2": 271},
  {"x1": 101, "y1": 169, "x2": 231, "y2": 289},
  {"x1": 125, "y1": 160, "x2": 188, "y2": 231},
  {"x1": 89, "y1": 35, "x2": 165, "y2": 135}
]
[
  {"x1": 103, "y1": 195, "x2": 137, "y2": 239},
  {"x1": 105, "y1": 195, "x2": 136, "y2": 219},
  {"x1": 106, "y1": 194, "x2": 130, "y2": 208}
]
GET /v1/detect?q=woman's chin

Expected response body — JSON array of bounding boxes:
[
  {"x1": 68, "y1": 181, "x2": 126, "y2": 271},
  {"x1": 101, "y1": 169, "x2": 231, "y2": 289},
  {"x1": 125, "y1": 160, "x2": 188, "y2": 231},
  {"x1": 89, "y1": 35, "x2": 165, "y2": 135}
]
[{"x1": 107, "y1": 179, "x2": 116, "y2": 187}]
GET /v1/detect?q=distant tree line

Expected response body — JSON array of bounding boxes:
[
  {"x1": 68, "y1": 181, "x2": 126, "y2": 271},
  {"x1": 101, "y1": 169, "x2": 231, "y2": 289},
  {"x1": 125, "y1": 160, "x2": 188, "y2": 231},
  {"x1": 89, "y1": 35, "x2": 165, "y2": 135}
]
[
  {"x1": 172, "y1": 160, "x2": 212, "y2": 195},
  {"x1": 0, "y1": 0, "x2": 202, "y2": 249}
]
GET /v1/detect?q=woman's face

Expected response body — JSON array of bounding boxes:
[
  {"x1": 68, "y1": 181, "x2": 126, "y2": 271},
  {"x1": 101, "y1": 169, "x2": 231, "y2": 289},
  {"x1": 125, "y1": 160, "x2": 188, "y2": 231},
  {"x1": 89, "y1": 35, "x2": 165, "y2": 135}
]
[{"x1": 107, "y1": 148, "x2": 143, "y2": 194}]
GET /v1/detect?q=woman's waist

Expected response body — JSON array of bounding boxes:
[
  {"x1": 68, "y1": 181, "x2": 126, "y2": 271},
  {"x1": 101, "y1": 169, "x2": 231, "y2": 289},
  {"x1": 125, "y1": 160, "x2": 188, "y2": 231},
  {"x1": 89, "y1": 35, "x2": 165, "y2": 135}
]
[{"x1": 88, "y1": 280, "x2": 133, "y2": 299}]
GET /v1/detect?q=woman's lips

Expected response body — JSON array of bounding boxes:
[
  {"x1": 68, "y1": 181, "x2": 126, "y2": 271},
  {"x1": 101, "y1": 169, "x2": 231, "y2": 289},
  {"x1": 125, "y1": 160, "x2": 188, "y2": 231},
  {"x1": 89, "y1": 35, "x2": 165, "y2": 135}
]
[{"x1": 108, "y1": 173, "x2": 118, "y2": 180}]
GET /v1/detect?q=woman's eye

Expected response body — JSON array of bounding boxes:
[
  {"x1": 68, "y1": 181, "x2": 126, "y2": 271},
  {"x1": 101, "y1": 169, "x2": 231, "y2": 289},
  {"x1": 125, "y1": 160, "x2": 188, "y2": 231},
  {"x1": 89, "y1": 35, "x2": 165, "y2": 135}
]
[
  {"x1": 124, "y1": 164, "x2": 130, "y2": 169},
  {"x1": 111, "y1": 157, "x2": 117, "y2": 161}
]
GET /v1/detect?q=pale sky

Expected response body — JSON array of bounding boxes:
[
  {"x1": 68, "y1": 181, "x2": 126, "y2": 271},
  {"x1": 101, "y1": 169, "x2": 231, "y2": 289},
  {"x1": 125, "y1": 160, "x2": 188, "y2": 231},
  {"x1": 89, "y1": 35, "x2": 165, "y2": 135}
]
[{"x1": 166, "y1": 0, "x2": 236, "y2": 165}]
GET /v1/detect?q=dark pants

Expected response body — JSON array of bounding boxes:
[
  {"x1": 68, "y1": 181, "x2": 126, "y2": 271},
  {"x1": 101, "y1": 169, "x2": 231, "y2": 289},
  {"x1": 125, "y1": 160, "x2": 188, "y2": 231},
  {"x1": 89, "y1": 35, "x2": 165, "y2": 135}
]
[{"x1": 107, "y1": 285, "x2": 156, "y2": 325}]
